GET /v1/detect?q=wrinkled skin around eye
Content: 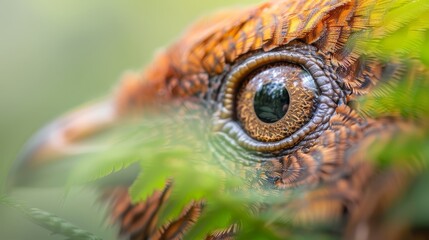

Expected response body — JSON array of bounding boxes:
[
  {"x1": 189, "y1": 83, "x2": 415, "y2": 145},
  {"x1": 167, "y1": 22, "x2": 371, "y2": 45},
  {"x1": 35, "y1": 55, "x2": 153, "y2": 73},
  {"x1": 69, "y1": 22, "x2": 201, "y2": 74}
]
[{"x1": 211, "y1": 45, "x2": 344, "y2": 158}]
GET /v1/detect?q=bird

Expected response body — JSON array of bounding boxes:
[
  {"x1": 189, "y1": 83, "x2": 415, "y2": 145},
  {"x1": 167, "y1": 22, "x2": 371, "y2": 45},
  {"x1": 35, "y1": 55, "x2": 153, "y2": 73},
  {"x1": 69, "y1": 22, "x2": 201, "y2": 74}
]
[{"x1": 12, "y1": 0, "x2": 429, "y2": 239}]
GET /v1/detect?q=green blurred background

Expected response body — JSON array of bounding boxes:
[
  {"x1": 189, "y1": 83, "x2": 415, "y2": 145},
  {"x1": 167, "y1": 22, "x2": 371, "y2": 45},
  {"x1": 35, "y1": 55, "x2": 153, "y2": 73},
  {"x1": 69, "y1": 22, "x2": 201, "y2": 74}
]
[{"x1": 0, "y1": 0, "x2": 258, "y2": 239}]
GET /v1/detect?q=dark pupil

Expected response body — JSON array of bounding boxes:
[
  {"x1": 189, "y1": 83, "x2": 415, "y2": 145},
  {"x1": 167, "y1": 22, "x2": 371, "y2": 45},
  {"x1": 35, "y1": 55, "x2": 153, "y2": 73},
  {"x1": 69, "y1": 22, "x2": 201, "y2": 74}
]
[{"x1": 253, "y1": 82, "x2": 290, "y2": 123}]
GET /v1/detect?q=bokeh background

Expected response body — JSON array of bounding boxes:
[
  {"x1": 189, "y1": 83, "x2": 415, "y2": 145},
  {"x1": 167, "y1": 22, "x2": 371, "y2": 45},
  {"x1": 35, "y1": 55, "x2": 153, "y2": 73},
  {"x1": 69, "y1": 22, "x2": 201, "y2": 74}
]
[{"x1": 0, "y1": 0, "x2": 258, "y2": 239}]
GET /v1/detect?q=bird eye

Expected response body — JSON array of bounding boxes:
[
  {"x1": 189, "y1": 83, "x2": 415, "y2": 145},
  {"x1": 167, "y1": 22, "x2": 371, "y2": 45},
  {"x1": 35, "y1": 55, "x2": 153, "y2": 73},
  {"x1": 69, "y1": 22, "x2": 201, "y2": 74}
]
[
  {"x1": 236, "y1": 63, "x2": 318, "y2": 142},
  {"x1": 213, "y1": 45, "x2": 340, "y2": 153}
]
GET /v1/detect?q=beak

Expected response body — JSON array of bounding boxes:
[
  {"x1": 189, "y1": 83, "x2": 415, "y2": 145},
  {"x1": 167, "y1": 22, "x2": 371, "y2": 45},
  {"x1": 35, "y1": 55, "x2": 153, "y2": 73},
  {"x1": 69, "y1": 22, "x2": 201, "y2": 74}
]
[
  {"x1": 17, "y1": 99, "x2": 118, "y2": 168},
  {"x1": 16, "y1": 71, "x2": 159, "y2": 167},
  {"x1": 6, "y1": 98, "x2": 120, "y2": 187},
  {"x1": 10, "y1": 71, "x2": 165, "y2": 187}
]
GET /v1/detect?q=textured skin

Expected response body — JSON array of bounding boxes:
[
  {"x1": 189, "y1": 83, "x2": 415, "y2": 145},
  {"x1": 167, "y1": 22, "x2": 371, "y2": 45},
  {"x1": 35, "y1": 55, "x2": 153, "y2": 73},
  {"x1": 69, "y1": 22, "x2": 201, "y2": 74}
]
[{"x1": 95, "y1": 0, "x2": 426, "y2": 239}]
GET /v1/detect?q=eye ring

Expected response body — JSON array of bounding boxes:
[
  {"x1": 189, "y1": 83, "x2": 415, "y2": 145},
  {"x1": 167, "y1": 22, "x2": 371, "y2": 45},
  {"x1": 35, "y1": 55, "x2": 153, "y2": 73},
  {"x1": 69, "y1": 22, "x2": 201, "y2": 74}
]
[{"x1": 213, "y1": 45, "x2": 341, "y2": 153}]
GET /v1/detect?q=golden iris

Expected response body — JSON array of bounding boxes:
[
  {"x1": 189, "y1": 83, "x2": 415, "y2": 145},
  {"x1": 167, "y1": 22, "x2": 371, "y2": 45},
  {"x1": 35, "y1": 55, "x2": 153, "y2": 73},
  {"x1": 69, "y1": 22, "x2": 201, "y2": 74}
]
[{"x1": 236, "y1": 63, "x2": 317, "y2": 142}]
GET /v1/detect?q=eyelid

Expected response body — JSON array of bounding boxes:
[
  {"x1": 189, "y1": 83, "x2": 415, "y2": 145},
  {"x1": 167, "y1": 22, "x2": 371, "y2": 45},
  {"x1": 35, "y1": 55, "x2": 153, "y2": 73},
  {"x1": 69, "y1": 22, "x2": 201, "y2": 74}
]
[{"x1": 213, "y1": 45, "x2": 343, "y2": 153}]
